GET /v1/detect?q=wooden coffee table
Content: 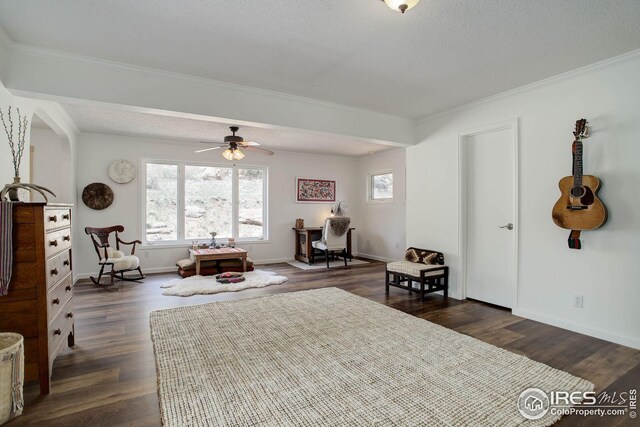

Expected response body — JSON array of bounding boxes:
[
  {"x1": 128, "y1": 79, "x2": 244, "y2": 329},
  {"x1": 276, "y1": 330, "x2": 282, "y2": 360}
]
[{"x1": 189, "y1": 247, "x2": 248, "y2": 275}]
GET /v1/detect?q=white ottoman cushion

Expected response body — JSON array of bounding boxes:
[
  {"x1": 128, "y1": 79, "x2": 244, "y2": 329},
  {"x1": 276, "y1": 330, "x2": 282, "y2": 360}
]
[{"x1": 387, "y1": 261, "x2": 446, "y2": 277}]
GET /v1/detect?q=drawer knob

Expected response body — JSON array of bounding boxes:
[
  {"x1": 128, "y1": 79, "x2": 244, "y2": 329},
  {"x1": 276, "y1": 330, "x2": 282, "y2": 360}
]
[
  {"x1": 63, "y1": 260, "x2": 70, "y2": 266},
  {"x1": 49, "y1": 215, "x2": 58, "y2": 222},
  {"x1": 66, "y1": 312, "x2": 74, "y2": 318},
  {"x1": 62, "y1": 214, "x2": 70, "y2": 220},
  {"x1": 49, "y1": 240, "x2": 58, "y2": 247},
  {"x1": 52, "y1": 298, "x2": 60, "y2": 305},
  {"x1": 51, "y1": 268, "x2": 59, "y2": 276},
  {"x1": 53, "y1": 329, "x2": 62, "y2": 336},
  {"x1": 63, "y1": 235, "x2": 71, "y2": 242},
  {"x1": 65, "y1": 285, "x2": 72, "y2": 292}
]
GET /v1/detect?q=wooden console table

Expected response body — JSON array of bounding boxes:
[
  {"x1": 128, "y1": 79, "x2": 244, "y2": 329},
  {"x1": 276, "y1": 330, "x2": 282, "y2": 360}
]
[
  {"x1": 190, "y1": 248, "x2": 247, "y2": 275},
  {"x1": 293, "y1": 227, "x2": 354, "y2": 265}
]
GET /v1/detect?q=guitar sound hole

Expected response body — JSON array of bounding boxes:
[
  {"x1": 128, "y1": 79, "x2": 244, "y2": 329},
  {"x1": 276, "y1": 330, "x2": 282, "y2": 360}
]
[{"x1": 570, "y1": 186, "x2": 586, "y2": 198}]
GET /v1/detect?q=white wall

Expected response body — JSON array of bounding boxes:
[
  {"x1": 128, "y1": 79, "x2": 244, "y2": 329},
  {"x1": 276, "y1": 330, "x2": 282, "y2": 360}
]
[
  {"x1": 356, "y1": 149, "x2": 406, "y2": 261},
  {"x1": 407, "y1": 52, "x2": 640, "y2": 349},
  {"x1": 30, "y1": 126, "x2": 73, "y2": 203},
  {"x1": 75, "y1": 133, "x2": 361, "y2": 277}
]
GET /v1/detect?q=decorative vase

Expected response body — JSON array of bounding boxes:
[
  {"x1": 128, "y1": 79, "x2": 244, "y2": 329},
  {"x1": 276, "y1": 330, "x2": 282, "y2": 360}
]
[{"x1": 7, "y1": 177, "x2": 21, "y2": 202}]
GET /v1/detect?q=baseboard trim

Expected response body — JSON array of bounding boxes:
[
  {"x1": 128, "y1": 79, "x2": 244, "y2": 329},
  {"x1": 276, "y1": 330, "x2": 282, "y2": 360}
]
[
  {"x1": 357, "y1": 253, "x2": 396, "y2": 263},
  {"x1": 74, "y1": 260, "x2": 296, "y2": 281},
  {"x1": 512, "y1": 307, "x2": 640, "y2": 350},
  {"x1": 253, "y1": 258, "x2": 294, "y2": 265},
  {"x1": 75, "y1": 266, "x2": 178, "y2": 281}
]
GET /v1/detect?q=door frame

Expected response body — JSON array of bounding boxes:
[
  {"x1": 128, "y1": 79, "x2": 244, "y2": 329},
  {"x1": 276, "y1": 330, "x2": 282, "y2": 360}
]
[{"x1": 458, "y1": 118, "x2": 519, "y2": 309}]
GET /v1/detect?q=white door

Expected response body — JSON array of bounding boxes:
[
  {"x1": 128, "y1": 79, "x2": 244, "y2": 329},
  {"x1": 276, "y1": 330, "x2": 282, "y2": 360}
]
[{"x1": 465, "y1": 126, "x2": 515, "y2": 308}]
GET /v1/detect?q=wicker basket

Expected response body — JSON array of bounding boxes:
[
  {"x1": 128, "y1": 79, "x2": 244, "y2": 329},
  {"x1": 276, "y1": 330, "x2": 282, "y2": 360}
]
[{"x1": 0, "y1": 333, "x2": 24, "y2": 425}]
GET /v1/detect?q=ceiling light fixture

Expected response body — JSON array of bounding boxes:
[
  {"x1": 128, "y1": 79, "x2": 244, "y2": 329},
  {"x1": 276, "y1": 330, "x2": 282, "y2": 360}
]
[
  {"x1": 222, "y1": 147, "x2": 245, "y2": 161},
  {"x1": 381, "y1": 0, "x2": 421, "y2": 14}
]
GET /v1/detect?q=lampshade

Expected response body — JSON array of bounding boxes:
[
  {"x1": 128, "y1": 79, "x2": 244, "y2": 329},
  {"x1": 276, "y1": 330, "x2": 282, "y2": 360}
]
[
  {"x1": 222, "y1": 147, "x2": 245, "y2": 161},
  {"x1": 382, "y1": 0, "x2": 421, "y2": 13},
  {"x1": 232, "y1": 149, "x2": 245, "y2": 160},
  {"x1": 222, "y1": 148, "x2": 234, "y2": 161}
]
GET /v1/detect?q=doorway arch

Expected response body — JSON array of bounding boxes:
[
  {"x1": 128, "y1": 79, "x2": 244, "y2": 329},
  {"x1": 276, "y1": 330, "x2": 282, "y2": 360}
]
[{"x1": 29, "y1": 110, "x2": 73, "y2": 203}]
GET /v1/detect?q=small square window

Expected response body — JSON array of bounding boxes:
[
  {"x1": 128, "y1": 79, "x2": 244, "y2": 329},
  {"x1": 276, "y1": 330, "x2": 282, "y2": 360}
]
[{"x1": 369, "y1": 172, "x2": 393, "y2": 201}]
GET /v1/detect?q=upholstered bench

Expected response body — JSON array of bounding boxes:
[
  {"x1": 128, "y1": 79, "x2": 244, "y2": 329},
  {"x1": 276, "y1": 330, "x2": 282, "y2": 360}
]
[
  {"x1": 176, "y1": 257, "x2": 255, "y2": 278},
  {"x1": 386, "y1": 247, "x2": 448, "y2": 300}
]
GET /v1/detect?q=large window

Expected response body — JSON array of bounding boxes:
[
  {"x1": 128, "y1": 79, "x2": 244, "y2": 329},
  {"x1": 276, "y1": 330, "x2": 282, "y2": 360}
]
[
  {"x1": 144, "y1": 161, "x2": 267, "y2": 243},
  {"x1": 368, "y1": 171, "x2": 393, "y2": 201}
]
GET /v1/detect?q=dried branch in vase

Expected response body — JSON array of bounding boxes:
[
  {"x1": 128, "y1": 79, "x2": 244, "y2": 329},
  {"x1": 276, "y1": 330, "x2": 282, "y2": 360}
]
[{"x1": 0, "y1": 106, "x2": 56, "y2": 202}]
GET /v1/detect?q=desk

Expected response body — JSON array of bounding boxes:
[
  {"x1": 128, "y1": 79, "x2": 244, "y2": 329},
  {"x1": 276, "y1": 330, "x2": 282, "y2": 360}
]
[
  {"x1": 190, "y1": 248, "x2": 247, "y2": 275},
  {"x1": 293, "y1": 227, "x2": 354, "y2": 264}
]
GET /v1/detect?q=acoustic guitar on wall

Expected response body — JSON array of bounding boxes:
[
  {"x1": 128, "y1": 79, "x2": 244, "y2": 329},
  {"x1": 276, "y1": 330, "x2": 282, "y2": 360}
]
[{"x1": 552, "y1": 119, "x2": 606, "y2": 248}]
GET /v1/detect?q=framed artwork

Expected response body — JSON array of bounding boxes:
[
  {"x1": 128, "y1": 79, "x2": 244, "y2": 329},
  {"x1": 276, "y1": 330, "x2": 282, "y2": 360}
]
[{"x1": 296, "y1": 178, "x2": 336, "y2": 203}]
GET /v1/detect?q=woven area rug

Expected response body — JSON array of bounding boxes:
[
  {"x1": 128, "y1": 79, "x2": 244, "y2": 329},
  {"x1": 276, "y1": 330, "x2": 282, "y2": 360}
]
[
  {"x1": 160, "y1": 270, "x2": 287, "y2": 296},
  {"x1": 150, "y1": 288, "x2": 593, "y2": 426}
]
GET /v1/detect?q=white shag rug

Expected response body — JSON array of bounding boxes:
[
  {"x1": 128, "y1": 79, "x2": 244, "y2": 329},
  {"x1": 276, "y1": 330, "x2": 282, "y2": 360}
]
[
  {"x1": 150, "y1": 287, "x2": 593, "y2": 426},
  {"x1": 161, "y1": 270, "x2": 288, "y2": 297},
  {"x1": 286, "y1": 258, "x2": 369, "y2": 270}
]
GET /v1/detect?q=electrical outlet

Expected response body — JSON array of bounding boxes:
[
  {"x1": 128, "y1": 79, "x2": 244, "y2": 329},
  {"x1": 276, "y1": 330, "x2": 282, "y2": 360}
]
[
  {"x1": 143, "y1": 250, "x2": 149, "y2": 258},
  {"x1": 573, "y1": 295, "x2": 584, "y2": 308},
  {"x1": 395, "y1": 242, "x2": 400, "y2": 249}
]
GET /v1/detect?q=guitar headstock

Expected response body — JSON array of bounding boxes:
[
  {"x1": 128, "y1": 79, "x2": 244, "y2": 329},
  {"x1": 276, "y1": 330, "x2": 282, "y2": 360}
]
[{"x1": 573, "y1": 118, "x2": 589, "y2": 140}]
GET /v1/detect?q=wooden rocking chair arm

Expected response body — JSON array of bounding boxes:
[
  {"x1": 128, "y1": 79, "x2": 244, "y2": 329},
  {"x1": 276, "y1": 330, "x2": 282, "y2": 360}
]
[
  {"x1": 117, "y1": 238, "x2": 142, "y2": 255},
  {"x1": 117, "y1": 238, "x2": 141, "y2": 246}
]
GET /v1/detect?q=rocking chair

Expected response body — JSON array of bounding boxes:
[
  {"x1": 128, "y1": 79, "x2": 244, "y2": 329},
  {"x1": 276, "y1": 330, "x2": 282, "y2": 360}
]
[{"x1": 85, "y1": 225, "x2": 145, "y2": 286}]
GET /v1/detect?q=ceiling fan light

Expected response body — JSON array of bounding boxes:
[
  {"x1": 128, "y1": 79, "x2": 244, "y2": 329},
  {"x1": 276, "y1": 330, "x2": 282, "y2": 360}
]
[
  {"x1": 382, "y1": 0, "x2": 421, "y2": 13},
  {"x1": 232, "y1": 149, "x2": 245, "y2": 160},
  {"x1": 222, "y1": 148, "x2": 234, "y2": 160}
]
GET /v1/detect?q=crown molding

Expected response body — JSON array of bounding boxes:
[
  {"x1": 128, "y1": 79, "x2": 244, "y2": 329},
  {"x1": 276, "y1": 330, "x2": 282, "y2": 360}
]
[{"x1": 415, "y1": 48, "x2": 640, "y2": 126}]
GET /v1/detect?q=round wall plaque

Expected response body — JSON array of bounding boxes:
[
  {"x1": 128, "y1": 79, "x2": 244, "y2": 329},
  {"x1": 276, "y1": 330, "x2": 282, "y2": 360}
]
[
  {"x1": 108, "y1": 159, "x2": 136, "y2": 184},
  {"x1": 82, "y1": 183, "x2": 114, "y2": 210}
]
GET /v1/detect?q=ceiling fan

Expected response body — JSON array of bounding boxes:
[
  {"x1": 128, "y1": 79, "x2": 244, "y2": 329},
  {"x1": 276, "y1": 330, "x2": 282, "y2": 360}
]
[{"x1": 195, "y1": 126, "x2": 274, "y2": 160}]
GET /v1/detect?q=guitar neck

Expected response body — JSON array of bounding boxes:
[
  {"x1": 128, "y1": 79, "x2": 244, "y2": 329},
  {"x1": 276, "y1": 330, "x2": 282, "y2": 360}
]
[{"x1": 573, "y1": 139, "x2": 583, "y2": 187}]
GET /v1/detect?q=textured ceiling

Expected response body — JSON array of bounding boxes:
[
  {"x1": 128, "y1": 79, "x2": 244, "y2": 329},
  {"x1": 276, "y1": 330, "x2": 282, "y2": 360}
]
[
  {"x1": 1, "y1": 1, "x2": 639, "y2": 119},
  {"x1": 60, "y1": 103, "x2": 392, "y2": 157}
]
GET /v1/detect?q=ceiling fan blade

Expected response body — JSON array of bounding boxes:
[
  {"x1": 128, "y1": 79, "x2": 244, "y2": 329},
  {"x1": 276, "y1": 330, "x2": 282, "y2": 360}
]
[
  {"x1": 243, "y1": 146, "x2": 274, "y2": 156},
  {"x1": 195, "y1": 146, "x2": 223, "y2": 153},
  {"x1": 199, "y1": 141, "x2": 226, "y2": 145},
  {"x1": 238, "y1": 140, "x2": 260, "y2": 146}
]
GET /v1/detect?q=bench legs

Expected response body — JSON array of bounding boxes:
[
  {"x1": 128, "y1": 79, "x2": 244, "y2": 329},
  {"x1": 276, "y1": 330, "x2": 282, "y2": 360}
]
[{"x1": 385, "y1": 268, "x2": 449, "y2": 301}]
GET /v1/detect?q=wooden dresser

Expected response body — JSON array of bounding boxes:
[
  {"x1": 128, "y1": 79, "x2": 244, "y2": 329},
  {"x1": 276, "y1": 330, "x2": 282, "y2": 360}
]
[{"x1": 0, "y1": 203, "x2": 75, "y2": 394}]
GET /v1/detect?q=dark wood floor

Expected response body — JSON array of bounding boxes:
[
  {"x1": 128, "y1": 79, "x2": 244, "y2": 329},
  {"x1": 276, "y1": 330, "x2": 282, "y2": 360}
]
[{"x1": 8, "y1": 260, "x2": 639, "y2": 426}]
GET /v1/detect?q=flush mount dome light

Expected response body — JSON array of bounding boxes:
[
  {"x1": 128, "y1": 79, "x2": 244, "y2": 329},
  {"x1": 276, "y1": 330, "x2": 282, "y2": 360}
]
[{"x1": 382, "y1": 0, "x2": 421, "y2": 14}]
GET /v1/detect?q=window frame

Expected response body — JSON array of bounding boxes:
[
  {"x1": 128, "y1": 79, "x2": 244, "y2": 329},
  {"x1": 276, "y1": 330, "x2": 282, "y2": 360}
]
[
  {"x1": 141, "y1": 159, "x2": 269, "y2": 247},
  {"x1": 367, "y1": 170, "x2": 394, "y2": 203}
]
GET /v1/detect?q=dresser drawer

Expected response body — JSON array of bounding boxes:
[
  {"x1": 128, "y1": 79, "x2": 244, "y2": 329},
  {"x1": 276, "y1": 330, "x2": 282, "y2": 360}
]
[
  {"x1": 48, "y1": 298, "x2": 74, "y2": 359},
  {"x1": 47, "y1": 273, "x2": 73, "y2": 323},
  {"x1": 45, "y1": 228, "x2": 72, "y2": 259},
  {"x1": 45, "y1": 208, "x2": 71, "y2": 232},
  {"x1": 46, "y1": 249, "x2": 72, "y2": 289}
]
